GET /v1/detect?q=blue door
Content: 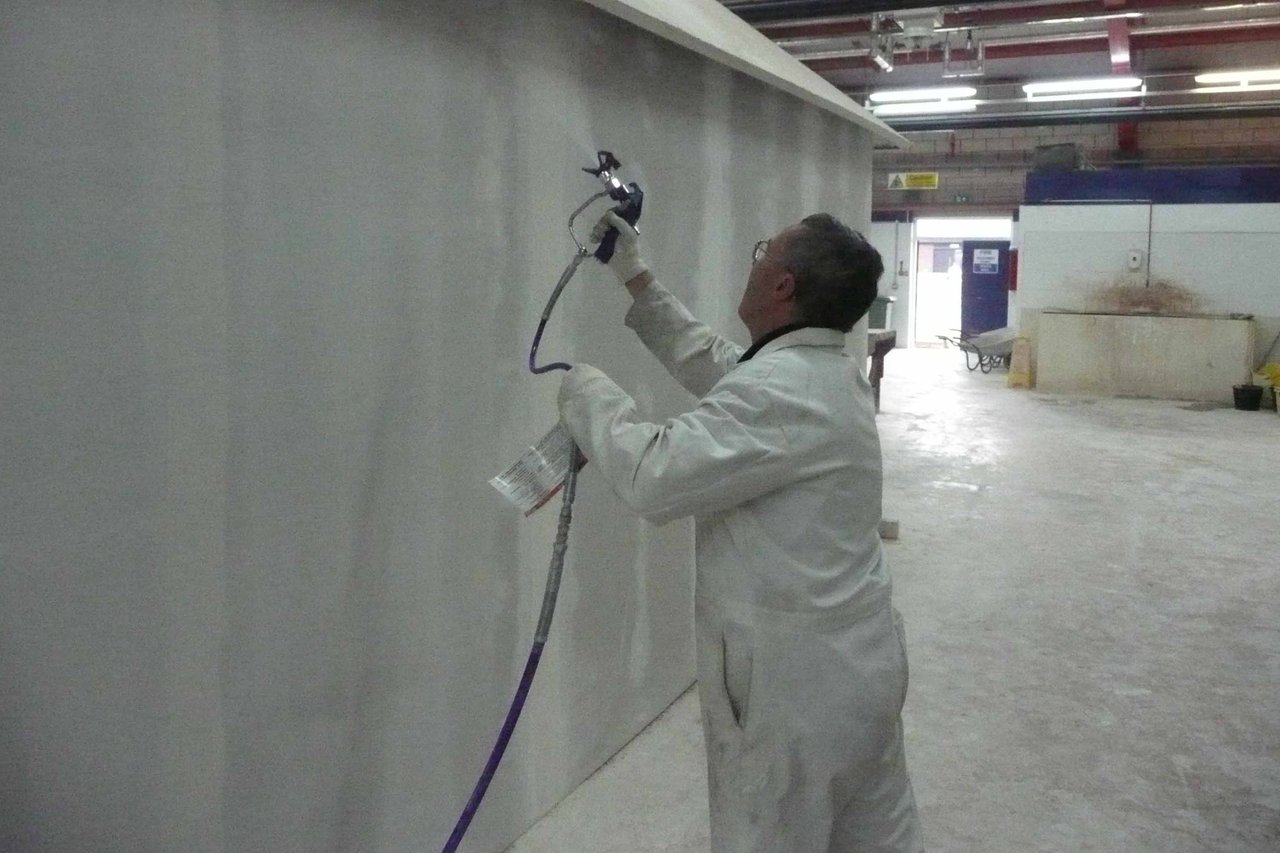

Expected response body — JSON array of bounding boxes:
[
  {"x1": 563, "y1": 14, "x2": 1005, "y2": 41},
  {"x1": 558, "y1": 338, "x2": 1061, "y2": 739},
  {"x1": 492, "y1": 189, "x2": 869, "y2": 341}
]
[{"x1": 960, "y1": 240, "x2": 1010, "y2": 334}]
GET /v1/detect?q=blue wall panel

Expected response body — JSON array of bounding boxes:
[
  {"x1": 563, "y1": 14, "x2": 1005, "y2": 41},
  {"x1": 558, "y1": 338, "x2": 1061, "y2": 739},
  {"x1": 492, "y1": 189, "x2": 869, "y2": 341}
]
[{"x1": 1025, "y1": 166, "x2": 1280, "y2": 204}]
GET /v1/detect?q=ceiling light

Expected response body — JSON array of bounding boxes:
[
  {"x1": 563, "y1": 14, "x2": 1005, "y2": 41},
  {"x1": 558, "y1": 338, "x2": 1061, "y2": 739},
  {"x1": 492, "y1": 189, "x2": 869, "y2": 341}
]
[
  {"x1": 1039, "y1": 12, "x2": 1142, "y2": 23},
  {"x1": 1024, "y1": 88, "x2": 1147, "y2": 103},
  {"x1": 872, "y1": 100, "x2": 979, "y2": 116},
  {"x1": 1194, "y1": 68, "x2": 1280, "y2": 84},
  {"x1": 1193, "y1": 82, "x2": 1280, "y2": 93},
  {"x1": 1022, "y1": 77, "x2": 1143, "y2": 95},
  {"x1": 869, "y1": 86, "x2": 977, "y2": 103},
  {"x1": 1201, "y1": 2, "x2": 1280, "y2": 10}
]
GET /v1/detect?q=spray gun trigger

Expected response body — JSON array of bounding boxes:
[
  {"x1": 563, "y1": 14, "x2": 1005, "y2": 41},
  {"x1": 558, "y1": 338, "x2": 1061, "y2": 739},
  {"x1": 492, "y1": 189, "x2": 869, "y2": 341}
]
[{"x1": 595, "y1": 183, "x2": 643, "y2": 264}]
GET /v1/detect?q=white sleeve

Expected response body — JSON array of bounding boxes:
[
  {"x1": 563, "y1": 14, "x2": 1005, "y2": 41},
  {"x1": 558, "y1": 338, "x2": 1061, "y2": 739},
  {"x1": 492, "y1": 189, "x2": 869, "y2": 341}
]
[
  {"x1": 624, "y1": 279, "x2": 745, "y2": 399},
  {"x1": 558, "y1": 363, "x2": 807, "y2": 526}
]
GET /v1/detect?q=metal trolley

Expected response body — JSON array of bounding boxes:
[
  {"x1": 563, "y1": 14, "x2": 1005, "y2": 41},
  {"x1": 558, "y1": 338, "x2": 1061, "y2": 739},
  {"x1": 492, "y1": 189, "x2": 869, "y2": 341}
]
[{"x1": 937, "y1": 326, "x2": 1017, "y2": 374}]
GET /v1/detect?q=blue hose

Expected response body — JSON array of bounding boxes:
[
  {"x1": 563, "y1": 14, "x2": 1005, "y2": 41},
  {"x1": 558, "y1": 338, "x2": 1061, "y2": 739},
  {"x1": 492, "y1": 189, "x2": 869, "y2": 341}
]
[
  {"x1": 439, "y1": 642, "x2": 545, "y2": 853},
  {"x1": 442, "y1": 211, "x2": 599, "y2": 851},
  {"x1": 528, "y1": 252, "x2": 589, "y2": 375},
  {"x1": 528, "y1": 317, "x2": 571, "y2": 375},
  {"x1": 440, "y1": 430, "x2": 581, "y2": 853}
]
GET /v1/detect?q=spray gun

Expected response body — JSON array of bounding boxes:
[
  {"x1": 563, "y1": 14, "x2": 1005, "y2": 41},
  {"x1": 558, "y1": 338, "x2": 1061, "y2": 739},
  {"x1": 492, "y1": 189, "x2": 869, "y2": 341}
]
[
  {"x1": 583, "y1": 150, "x2": 645, "y2": 264},
  {"x1": 442, "y1": 152, "x2": 642, "y2": 853},
  {"x1": 529, "y1": 151, "x2": 644, "y2": 374}
]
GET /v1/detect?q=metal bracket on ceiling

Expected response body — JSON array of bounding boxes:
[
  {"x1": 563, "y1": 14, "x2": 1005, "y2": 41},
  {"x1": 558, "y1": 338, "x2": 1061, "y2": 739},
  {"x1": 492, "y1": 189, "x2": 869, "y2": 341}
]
[
  {"x1": 868, "y1": 13, "x2": 897, "y2": 72},
  {"x1": 942, "y1": 29, "x2": 985, "y2": 79}
]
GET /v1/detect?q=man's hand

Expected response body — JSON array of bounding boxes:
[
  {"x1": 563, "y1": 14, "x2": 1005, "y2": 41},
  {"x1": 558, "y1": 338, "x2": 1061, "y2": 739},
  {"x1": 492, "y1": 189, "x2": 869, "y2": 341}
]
[
  {"x1": 558, "y1": 363, "x2": 608, "y2": 412},
  {"x1": 591, "y1": 211, "x2": 648, "y2": 288}
]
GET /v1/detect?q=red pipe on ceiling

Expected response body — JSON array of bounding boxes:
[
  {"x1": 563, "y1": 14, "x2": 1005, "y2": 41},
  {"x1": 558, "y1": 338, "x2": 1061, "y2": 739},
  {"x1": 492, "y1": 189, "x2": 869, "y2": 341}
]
[
  {"x1": 1108, "y1": 19, "x2": 1132, "y2": 73},
  {"x1": 759, "y1": 19, "x2": 871, "y2": 39},
  {"x1": 1135, "y1": 21, "x2": 1280, "y2": 47}
]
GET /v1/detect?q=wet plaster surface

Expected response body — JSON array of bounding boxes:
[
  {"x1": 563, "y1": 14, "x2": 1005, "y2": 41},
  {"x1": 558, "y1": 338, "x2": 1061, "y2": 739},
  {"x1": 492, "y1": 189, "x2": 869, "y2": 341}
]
[{"x1": 506, "y1": 347, "x2": 1280, "y2": 852}]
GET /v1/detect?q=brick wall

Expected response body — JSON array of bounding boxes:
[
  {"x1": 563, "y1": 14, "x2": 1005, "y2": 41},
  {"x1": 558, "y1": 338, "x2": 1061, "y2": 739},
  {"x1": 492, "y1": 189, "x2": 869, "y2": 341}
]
[
  {"x1": 873, "y1": 116, "x2": 1280, "y2": 214},
  {"x1": 1137, "y1": 116, "x2": 1280, "y2": 163}
]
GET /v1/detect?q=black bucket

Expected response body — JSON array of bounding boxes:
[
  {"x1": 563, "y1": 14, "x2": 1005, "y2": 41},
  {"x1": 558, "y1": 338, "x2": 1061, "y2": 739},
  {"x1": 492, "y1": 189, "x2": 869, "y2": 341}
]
[{"x1": 1233, "y1": 384, "x2": 1263, "y2": 411}]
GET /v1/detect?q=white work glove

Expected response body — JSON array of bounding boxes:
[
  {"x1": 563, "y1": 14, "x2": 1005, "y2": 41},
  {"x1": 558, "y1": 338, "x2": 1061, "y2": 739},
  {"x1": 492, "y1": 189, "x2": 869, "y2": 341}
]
[
  {"x1": 558, "y1": 364, "x2": 611, "y2": 463},
  {"x1": 590, "y1": 211, "x2": 648, "y2": 285},
  {"x1": 558, "y1": 363, "x2": 608, "y2": 410}
]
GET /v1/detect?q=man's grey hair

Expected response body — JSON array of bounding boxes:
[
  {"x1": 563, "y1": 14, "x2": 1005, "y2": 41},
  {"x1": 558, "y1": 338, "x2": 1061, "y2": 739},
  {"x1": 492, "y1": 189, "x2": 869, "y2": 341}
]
[{"x1": 783, "y1": 213, "x2": 884, "y2": 333}]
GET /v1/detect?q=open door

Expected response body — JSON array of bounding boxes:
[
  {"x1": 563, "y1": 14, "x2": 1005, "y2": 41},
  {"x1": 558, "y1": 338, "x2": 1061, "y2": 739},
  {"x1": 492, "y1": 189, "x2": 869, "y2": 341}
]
[{"x1": 960, "y1": 240, "x2": 1010, "y2": 334}]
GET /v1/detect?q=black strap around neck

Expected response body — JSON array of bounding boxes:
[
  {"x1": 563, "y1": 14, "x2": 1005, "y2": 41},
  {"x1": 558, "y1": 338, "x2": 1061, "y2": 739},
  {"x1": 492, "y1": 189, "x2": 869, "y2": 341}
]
[{"x1": 738, "y1": 323, "x2": 811, "y2": 363}]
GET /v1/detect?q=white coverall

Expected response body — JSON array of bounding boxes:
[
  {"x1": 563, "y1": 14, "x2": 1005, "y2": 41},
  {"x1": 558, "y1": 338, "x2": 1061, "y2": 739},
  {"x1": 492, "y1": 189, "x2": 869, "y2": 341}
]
[{"x1": 558, "y1": 280, "x2": 923, "y2": 853}]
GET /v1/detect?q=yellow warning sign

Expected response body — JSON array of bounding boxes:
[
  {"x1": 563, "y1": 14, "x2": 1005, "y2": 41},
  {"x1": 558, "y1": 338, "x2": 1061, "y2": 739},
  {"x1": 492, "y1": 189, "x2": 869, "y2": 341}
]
[{"x1": 887, "y1": 172, "x2": 939, "y2": 190}]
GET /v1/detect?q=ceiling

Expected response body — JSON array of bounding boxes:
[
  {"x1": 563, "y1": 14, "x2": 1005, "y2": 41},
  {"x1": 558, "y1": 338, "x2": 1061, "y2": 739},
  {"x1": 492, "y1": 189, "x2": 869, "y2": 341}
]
[{"x1": 719, "y1": 0, "x2": 1280, "y2": 130}]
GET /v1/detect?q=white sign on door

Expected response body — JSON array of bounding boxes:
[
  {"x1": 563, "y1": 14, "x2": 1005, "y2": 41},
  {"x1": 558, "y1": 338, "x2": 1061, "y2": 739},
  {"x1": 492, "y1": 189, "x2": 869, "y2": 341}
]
[{"x1": 973, "y1": 248, "x2": 1000, "y2": 274}]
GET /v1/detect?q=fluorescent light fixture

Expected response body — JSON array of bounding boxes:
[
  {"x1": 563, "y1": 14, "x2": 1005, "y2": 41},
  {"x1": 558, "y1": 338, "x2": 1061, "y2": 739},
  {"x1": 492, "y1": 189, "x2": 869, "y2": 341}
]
[
  {"x1": 1194, "y1": 68, "x2": 1280, "y2": 84},
  {"x1": 1202, "y1": 2, "x2": 1280, "y2": 10},
  {"x1": 1024, "y1": 89, "x2": 1146, "y2": 103},
  {"x1": 872, "y1": 100, "x2": 979, "y2": 116},
  {"x1": 1022, "y1": 77, "x2": 1143, "y2": 95},
  {"x1": 869, "y1": 86, "x2": 977, "y2": 103},
  {"x1": 1193, "y1": 82, "x2": 1280, "y2": 93},
  {"x1": 1039, "y1": 12, "x2": 1142, "y2": 23}
]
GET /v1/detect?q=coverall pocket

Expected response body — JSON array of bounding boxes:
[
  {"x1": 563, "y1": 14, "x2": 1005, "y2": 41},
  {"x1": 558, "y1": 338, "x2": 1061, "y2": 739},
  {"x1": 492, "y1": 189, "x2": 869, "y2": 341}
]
[
  {"x1": 892, "y1": 607, "x2": 910, "y2": 712},
  {"x1": 721, "y1": 625, "x2": 754, "y2": 729}
]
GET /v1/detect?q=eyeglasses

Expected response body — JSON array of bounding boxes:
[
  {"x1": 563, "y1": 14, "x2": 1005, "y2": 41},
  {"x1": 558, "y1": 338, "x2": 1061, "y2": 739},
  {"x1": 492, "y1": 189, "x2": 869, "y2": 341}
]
[{"x1": 752, "y1": 240, "x2": 770, "y2": 263}]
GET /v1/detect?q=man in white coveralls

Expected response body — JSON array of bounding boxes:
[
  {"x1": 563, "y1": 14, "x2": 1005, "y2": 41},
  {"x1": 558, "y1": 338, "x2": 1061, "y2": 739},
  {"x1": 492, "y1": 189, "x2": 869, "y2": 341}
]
[{"x1": 557, "y1": 210, "x2": 924, "y2": 853}]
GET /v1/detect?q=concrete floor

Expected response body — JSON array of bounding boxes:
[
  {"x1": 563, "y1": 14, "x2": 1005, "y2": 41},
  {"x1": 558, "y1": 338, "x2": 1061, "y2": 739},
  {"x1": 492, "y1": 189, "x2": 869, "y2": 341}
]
[{"x1": 505, "y1": 347, "x2": 1280, "y2": 853}]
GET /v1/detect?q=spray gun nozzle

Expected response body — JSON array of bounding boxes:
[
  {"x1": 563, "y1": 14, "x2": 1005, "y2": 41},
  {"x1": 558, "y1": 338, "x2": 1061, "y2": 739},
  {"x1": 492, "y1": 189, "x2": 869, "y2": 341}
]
[
  {"x1": 583, "y1": 150, "x2": 621, "y2": 178},
  {"x1": 584, "y1": 151, "x2": 634, "y2": 203}
]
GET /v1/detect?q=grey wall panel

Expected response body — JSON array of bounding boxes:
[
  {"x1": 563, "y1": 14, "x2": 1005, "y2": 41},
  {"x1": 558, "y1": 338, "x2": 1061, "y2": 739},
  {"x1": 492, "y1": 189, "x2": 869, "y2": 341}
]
[
  {"x1": 0, "y1": 2, "x2": 874, "y2": 851},
  {"x1": 1, "y1": 3, "x2": 232, "y2": 851}
]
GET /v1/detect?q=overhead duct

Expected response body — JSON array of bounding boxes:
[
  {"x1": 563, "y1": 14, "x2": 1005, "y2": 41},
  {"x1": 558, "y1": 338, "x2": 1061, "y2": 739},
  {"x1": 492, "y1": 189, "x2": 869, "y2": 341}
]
[
  {"x1": 798, "y1": 20, "x2": 1280, "y2": 71},
  {"x1": 935, "y1": 0, "x2": 1264, "y2": 31}
]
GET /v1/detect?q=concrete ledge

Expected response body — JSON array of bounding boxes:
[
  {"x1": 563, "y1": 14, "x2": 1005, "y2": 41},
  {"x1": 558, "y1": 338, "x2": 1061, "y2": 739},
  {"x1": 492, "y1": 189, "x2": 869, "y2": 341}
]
[{"x1": 1038, "y1": 312, "x2": 1256, "y2": 403}]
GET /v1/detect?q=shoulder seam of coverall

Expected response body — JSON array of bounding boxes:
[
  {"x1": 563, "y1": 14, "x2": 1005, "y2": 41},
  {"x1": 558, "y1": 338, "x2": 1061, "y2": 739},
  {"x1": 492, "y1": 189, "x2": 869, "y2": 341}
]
[
  {"x1": 730, "y1": 353, "x2": 812, "y2": 448},
  {"x1": 707, "y1": 359, "x2": 792, "y2": 455}
]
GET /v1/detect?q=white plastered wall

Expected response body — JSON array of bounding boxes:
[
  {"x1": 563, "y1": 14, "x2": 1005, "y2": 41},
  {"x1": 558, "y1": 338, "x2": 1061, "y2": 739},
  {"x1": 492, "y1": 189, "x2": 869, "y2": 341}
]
[
  {"x1": 1017, "y1": 203, "x2": 1280, "y2": 366},
  {"x1": 867, "y1": 221, "x2": 913, "y2": 345},
  {"x1": 0, "y1": 2, "x2": 877, "y2": 851}
]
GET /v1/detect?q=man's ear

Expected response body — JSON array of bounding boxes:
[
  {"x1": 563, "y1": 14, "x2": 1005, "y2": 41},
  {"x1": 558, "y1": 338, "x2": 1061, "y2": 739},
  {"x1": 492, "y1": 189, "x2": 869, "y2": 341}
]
[{"x1": 772, "y1": 271, "x2": 797, "y2": 303}]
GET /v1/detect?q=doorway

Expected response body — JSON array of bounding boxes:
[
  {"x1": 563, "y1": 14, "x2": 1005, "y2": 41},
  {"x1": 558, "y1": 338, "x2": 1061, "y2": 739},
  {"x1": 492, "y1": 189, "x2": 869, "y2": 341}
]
[
  {"x1": 910, "y1": 217, "x2": 1014, "y2": 347},
  {"x1": 913, "y1": 240, "x2": 962, "y2": 346}
]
